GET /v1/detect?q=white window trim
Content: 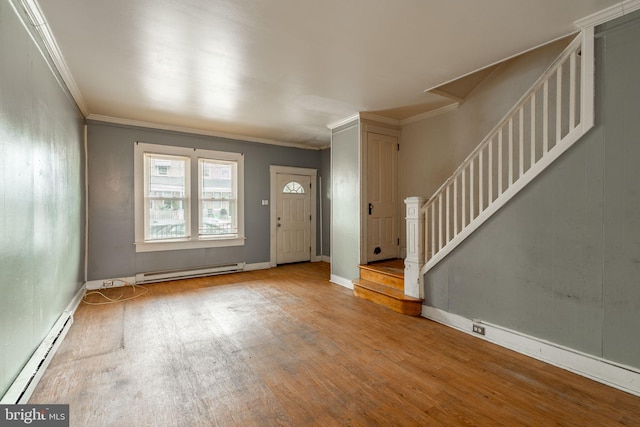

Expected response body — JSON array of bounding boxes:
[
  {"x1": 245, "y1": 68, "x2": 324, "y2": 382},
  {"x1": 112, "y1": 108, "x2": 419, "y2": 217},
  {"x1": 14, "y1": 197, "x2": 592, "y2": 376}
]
[{"x1": 134, "y1": 142, "x2": 245, "y2": 252}]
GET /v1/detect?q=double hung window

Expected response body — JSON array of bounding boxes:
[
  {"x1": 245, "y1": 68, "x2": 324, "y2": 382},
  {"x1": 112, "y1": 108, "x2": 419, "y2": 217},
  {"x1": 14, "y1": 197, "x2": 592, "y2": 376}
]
[
  {"x1": 198, "y1": 159, "x2": 238, "y2": 237},
  {"x1": 134, "y1": 142, "x2": 244, "y2": 252}
]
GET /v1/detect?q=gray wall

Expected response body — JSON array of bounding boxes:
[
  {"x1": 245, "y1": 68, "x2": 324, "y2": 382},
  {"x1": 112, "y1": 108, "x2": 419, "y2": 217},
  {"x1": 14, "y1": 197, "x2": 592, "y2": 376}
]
[
  {"x1": 331, "y1": 121, "x2": 361, "y2": 281},
  {"x1": 1, "y1": 1, "x2": 86, "y2": 397},
  {"x1": 320, "y1": 148, "x2": 331, "y2": 257},
  {"x1": 87, "y1": 122, "x2": 323, "y2": 280},
  {"x1": 425, "y1": 11, "x2": 640, "y2": 369}
]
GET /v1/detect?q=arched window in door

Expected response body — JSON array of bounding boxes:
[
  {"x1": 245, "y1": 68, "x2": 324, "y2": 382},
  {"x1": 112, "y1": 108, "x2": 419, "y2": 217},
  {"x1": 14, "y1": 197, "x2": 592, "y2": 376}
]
[{"x1": 282, "y1": 181, "x2": 305, "y2": 194}]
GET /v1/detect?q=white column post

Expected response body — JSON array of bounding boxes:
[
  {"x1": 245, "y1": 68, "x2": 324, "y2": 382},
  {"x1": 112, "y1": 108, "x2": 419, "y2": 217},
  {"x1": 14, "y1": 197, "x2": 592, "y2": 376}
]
[{"x1": 404, "y1": 196, "x2": 427, "y2": 299}]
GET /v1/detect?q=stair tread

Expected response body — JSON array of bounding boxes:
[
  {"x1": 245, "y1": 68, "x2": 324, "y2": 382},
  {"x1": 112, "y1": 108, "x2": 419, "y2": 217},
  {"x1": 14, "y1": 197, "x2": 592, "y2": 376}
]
[
  {"x1": 353, "y1": 278, "x2": 422, "y2": 302},
  {"x1": 358, "y1": 264, "x2": 404, "y2": 280}
]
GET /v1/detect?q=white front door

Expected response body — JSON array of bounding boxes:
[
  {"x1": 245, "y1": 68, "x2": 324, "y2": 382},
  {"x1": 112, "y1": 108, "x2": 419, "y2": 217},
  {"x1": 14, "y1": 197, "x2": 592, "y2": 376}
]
[
  {"x1": 276, "y1": 173, "x2": 312, "y2": 264},
  {"x1": 366, "y1": 132, "x2": 398, "y2": 262}
]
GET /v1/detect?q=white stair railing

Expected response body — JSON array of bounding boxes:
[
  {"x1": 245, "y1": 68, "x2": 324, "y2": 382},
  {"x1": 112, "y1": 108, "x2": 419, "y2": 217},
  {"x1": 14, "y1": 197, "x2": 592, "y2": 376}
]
[{"x1": 405, "y1": 29, "x2": 595, "y2": 295}]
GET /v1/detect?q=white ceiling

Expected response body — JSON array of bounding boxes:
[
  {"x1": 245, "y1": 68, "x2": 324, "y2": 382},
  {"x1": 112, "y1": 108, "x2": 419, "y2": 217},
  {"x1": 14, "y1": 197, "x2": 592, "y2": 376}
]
[{"x1": 35, "y1": 0, "x2": 620, "y2": 148}]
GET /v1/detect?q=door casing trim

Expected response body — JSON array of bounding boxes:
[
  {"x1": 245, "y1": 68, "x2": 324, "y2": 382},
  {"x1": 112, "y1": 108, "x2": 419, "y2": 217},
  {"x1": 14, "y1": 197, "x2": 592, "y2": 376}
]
[{"x1": 269, "y1": 165, "x2": 317, "y2": 267}]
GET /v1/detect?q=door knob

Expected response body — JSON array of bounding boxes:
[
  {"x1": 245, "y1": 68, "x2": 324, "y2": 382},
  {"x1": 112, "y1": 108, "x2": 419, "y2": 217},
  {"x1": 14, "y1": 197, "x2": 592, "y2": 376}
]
[{"x1": 368, "y1": 203, "x2": 373, "y2": 215}]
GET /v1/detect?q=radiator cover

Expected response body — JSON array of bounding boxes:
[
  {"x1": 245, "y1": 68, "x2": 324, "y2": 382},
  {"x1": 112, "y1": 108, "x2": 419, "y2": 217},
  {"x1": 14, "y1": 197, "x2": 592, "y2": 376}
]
[{"x1": 135, "y1": 262, "x2": 245, "y2": 284}]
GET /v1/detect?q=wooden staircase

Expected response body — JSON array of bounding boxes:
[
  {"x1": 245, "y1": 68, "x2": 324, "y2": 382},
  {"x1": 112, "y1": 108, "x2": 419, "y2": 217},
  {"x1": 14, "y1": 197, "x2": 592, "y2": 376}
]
[{"x1": 352, "y1": 260, "x2": 423, "y2": 316}]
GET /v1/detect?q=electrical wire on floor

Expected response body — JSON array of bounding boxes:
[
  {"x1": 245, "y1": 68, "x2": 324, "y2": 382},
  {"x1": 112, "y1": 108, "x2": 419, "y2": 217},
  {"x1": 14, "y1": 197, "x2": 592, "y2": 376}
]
[{"x1": 82, "y1": 279, "x2": 149, "y2": 305}]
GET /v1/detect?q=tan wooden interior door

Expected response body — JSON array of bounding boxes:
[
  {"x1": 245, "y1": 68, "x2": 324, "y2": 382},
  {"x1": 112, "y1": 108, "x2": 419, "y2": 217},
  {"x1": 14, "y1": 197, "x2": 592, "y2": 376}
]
[
  {"x1": 276, "y1": 173, "x2": 311, "y2": 264},
  {"x1": 367, "y1": 132, "x2": 398, "y2": 262}
]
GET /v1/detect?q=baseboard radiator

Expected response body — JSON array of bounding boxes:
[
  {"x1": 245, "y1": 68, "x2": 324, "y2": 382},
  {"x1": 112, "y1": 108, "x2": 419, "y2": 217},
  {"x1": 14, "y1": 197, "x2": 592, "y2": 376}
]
[
  {"x1": 1, "y1": 311, "x2": 74, "y2": 404},
  {"x1": 135, "y1": 262, "x2": 246, "y2": 284}
]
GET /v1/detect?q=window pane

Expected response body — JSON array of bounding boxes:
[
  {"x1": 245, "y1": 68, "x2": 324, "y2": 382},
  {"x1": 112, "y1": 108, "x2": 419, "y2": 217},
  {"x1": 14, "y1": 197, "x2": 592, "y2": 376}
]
[
  {"x1": 145, "y1": 154, "x2": 189, "y2": 240},
  {"x1": 283, "y1": 181, "x2": 305, "y2": 194},
  {"x1": 199, "y1": 159, "x2": 237, "y2": 236}
]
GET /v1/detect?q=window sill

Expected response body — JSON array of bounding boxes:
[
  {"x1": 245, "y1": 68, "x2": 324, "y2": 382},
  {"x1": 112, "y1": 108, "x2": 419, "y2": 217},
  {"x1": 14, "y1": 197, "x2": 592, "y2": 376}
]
[{"x1": 135, "y1": 236, "x2": 245, "y2": 253}]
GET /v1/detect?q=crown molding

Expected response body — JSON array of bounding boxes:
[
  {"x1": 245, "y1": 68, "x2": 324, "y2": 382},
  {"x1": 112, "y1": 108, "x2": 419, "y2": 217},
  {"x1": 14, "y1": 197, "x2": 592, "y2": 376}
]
[
  {"x1": 327, "y1": 113, "x2": 360, "y2": 130},
  {"x1": 327, "y1": 104, "x2": 462, "y2": 130},
  {"x1": 19, "y1": 0, "x2": 90, "y2": 116},
  {"x1": 575, "y1": 0, "x2": 640, "y2": 29},
  {"x1": 87, "y1": 114, "x2": 320, "y2": 150},
  {"x1": 329, "y1": 112, "x2": 403, "y2": 131},
  {"x1": 400, "y1": 103, "x2": 460, "y2": 126},
  {"x1": 358, "y1": 112, "x2": 401, "y2": 126}
]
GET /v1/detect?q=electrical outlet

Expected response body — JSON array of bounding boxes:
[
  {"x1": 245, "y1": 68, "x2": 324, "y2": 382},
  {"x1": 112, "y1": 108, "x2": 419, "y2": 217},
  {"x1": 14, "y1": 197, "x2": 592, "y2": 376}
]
[
  {"x1": 102, "y1": 280, "x2": 113, "y2": 288},
  {"x1": 472, "y1": 324, "x2": 486, "y2": 335}
]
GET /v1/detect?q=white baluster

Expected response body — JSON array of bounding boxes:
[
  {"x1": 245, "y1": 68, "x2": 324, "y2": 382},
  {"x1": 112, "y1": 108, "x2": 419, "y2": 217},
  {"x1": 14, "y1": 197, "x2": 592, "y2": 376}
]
[
  {"x1": 543, "y1": 80, "x2": 549, "y2": 154},
  {"x1": 508, "y1": 118, "x2": 514, "y2": 186},
  {"x1": 438, "y1": 193, "x2": 443, "y2": 250},
  {"x1": 430, "y1": 203, "x2": 435, "y2": 259},
  {"x1": 531, "y1": 94, "x2": 536, "y2": 167},
  {"x1": 498, "y1": 131, "x2": 503, "y2": 196},
  {"x1": 470, "y1": 159, "x2": 474, "y2": 221},
  {"x1": 488, "y1": 138, "x2": 493, "y2": 203},
  {"x1": 519, "y1": 107, "x2": 524, "y2": 178},
  {"x1": 479, "y1": 148, "x2": 483, "y2": 213},
  {"x1": 569, "y1": 50, "x2": 576, "y2": 130},
  {"x1": 453, "y1": 176, "x2": 458, "y2": 236},
  {"x1": 556, "y1": 64, "x2": 563, "y2": 144},
  {"x1": 461, "y1": 168, "x2": 466, "y2": 228},
  {"x1": 446, "y1": 185, "x2": 450, "y2": 243},
  {"x1": 424, "y1": 204, "x2": 429, "y2": 262}
]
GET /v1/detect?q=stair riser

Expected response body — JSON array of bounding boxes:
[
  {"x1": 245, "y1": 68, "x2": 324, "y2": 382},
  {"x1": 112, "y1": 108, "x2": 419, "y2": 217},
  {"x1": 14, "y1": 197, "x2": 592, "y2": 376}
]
[
  {"x1": 359, "y1": 269, "x2": 404, "y2": 291},
  {"x1": 353, "y1": 285, "x2": 422, "y2": 316}
]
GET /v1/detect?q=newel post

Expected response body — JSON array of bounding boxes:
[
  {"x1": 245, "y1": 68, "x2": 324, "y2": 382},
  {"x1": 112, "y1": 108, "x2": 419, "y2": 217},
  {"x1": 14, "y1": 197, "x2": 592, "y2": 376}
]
[{"x1": 404, "y1": 197, "x2": 427, "y2": 299}]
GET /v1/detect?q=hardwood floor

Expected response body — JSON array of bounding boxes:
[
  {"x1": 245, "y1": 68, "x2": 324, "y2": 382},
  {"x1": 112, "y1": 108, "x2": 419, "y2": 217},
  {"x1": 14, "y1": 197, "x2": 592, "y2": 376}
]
[{"x1": 30, "y1": 262, "x2": 639, "y2": 426}]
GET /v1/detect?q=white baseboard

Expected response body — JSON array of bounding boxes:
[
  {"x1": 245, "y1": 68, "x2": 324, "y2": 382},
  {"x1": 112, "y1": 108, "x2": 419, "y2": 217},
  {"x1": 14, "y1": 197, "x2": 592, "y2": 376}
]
[
  {"x1": 69, "y1": 283, "x2": 85, "y2": 306},
  {"x1": 330, "y1": 274, "x2": 353, "y2": 289},
  {"x1": 421, "y1": 305, "x2": 640, "y2": 397},
  {"x1": 244, "y1": 262, "x2": 271, "y2": 271},
  {"x1": 320, "y1": 255, "x2": 331, "y2": 263},
  {"x1": 1, "y1": 284, "x2": 86, "y2": 404}
]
